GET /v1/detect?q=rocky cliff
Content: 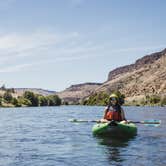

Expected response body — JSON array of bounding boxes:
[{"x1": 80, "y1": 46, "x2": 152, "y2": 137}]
[
  {"x1": 57, "y1": 83, "x2": 102, "y2": 104},
  {"x1": 107, "y1": 48, "x2": 166, "y2": 81},
  {"x1": 96, "y1": 48, "x2": 166, "y2": 101},
  {"x1": 56, "y1": 48, "x2": 166, "y2": 104},
  {"x1": 4, "y1": 49, "x2": 165, "y2": 105}
]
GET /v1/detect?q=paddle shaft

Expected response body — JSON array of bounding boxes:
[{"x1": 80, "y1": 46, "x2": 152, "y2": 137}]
[
  {"x1": 70, "y1": 119, "x2": 161, "y2": 125},
  {"x1": 69, "y1": 119, "x2": 100, "y2": 123}
]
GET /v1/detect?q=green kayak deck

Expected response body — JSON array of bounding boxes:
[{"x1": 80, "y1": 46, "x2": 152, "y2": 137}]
[{"x1": 92, "y1": 121, "x2": 137, "y2": 137}]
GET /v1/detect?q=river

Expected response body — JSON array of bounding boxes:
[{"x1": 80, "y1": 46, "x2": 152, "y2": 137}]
[{"x1": 0, "y1": 106, "x2": 165, "y2": 166}]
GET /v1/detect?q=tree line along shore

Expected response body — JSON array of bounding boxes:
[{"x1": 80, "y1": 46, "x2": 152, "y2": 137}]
[
  {"x1": 0, "y1": 87, "x2": 166, "y2": 108},
  {"x1": 82, "y1": 92, "x2": 166, "y2": 107},
  {"x1": 0, "y1": 88, "x2": 61, "y2": 107}
]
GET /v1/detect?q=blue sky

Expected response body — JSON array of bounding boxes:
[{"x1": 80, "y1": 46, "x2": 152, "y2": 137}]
[{"x1": 0, "y1": 0, "x2": 166, "y2": 91}]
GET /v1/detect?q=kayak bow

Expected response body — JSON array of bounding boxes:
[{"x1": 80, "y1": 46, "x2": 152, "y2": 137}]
[{"x1": 92, "y1": 121, "x2": 137, "y2": 137}]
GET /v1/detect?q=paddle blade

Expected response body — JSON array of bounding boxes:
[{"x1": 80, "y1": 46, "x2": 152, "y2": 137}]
[
  {"x1": 142, "y1": 119, "x2": 161, "y2": 124},
  {"x1": 144, "y1": 123, "x2": 161, "y2": 127},
  {"x1": 130, "y1": 119, "x2": 161, "y2": 127}
]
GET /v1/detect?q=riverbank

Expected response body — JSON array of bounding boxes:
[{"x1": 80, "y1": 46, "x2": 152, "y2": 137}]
[
  {"x1": 0, "y1": 90, "x2": 61, "y2": 108},
  {"x1": 82, "y1": 92, "x2": 166, "y2": 107}
]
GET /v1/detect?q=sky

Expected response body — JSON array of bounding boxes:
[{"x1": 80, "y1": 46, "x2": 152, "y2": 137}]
[{"x1": 0, "y1": 0, "x2": 166, "y2": 91}]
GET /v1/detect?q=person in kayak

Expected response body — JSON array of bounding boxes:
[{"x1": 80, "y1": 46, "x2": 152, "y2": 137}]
[{"x1": 100, "y1": 93, "x2": 127, "y2": 123}]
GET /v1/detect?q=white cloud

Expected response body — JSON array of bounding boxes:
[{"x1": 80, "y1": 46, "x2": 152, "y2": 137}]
[
  {"x1": 0, "y1": 32, "x2": 57, "y2": 53},
  {"x1": 0, "y1": 63, "x2": 34, "y2": 73},
  {"x1": 0, "y1": 31, "x2": 81, "y2": 59},
  {"x1": 0, "y1": 29, "x2": 165, "y2": 73},
  {"x1": 0, "y1": 30, "x2": 100, "y2": 72}
]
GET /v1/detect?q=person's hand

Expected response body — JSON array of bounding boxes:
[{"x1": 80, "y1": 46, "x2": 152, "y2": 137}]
[
  {"x1": 120, "y1": 120, "x2": 128, "y2": 124},
  {"x1": 100, "y1": 119, "x2": 109, "y2": 123}
]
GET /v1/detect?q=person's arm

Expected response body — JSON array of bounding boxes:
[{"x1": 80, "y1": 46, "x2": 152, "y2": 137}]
[
  {"x1": 103, "y1": 107, "x2": 109, "y2": 119},
  {"x1": 121, "y1": 108, "x2": 127, "y2": 121},
  {"x1": 103, "y1": 100, "x2": 111, "y2": 119}
]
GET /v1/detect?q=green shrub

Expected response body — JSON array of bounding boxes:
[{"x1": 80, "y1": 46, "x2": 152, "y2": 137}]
[
  {"x1": 63, "y1": 101, "x2": 69, "y2": 105},
  {"x1": 38, "y1": 95, "x2": 48, "y2": 106},
  {"x1": 140, "y1": 98, "x2": 146, "y2": 106},
  {"x1": 149, "y1": 95, "x2": 160, "y2": 104},
  {"x1": 3, "y1": 91, "x2": 13, "y2": 103},
  {"x1": 23, "y1": 91, "x2": 38, "y2": 106},
  {"x1": 46, "y1": 95, "x2": 61, "y2": 106},
  {"x1": 0, "y1": 97, "x2": 2, "y2": 106},
  {"x1": 160, "y1": 96, "x2": 166, "y2": 106},
  {"x1": 18, "y1": 97, "x2": 32, "y2": 106},
  {"x1": 11, "y1": 98, "x2": 21, "y2": 107},
  {"x1": 83, "y1": 91, "x2": 126, "y2": 106},
  {"x1": 82, "y1": 92, "x2": 109, "y2": 106}
]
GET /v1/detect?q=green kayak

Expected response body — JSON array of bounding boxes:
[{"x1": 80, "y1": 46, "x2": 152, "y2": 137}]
[{"x1": 92, "y1": 121, "x2": 137, "y2": 137}]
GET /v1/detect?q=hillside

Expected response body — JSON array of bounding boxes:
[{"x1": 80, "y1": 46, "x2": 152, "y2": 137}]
[
  {"x1": 107, "y1": 48, "x2": 166, "y2": 81},
  {"x1": 95, "y1": 48, "x2": 166, "y2": 102},
  {"x1": 14, "y1": 88, "x2": 56, "y2": 97},
  {"x1": 0, "y1": 88, "x2": 60, "y2": 107},
  {"x1": 0, "y1": 88, "x2": 56, "y2": 98},
  {"x1": 57, "y1": 83, "x2": 102, "y2": 104},
  {"x1": 1, "y1": 48, "x2": 165, "y2": 105}
]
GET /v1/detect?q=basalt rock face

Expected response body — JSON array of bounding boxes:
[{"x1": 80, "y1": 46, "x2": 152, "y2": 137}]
[
  {"x1": 96, "y1": 48, "x2": 166, "y2": 99},
  {"x1": 57, "y1": 83, "x2": 102, "y2": 104},
  {"x1": 107, "y1": 48, "x2": 166, "y2": 81},
  {"x1": 58, "y1": 49, "x2": 166, "y2": 104}
]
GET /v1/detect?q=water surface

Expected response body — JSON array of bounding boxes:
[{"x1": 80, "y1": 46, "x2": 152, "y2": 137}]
[{"x1": 0, "y1": 106, "x2": 165, "y2": 166}]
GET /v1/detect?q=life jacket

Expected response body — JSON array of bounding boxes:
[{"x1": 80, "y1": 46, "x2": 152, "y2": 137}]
[{"x1": 105, "y1": 106, "x2": 122, "y2": 121}]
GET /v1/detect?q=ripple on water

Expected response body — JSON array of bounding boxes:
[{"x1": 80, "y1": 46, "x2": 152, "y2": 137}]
[{"x1": 0, "y1": 106, "x2": 165, "y2": 166}]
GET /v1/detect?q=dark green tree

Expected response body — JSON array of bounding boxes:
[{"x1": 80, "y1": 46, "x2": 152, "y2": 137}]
[
  {"x1": 11, "y1": 98, "x2": 21, "y2": 107},
  {"x1": 18, "y1": 96, "x2": 32, "y2": 106},
  {"x1": 47, "y1": 95, "x2": 61, "y2": 106},
  {"x1": 82, "y1": 91, "x2": 125, "y2": 106},
  {"x1": 3, "y1": 91, "x2": 13, "y2": 103},
  {"x1": 0, "y1": 96, "x2": 2, "y2": 106},
  {"x1": 83, "y1": 92, "x2": 109, "y2": 106},
  {"x1": 23, "y1": 91, "x2": 39, "y2": 106},
  {"x1": 161, "y1": 96, "x2": 166, "y2": 106},
  {"x1": 38, "y1": 95, "x2": 48, "y2": 106}
]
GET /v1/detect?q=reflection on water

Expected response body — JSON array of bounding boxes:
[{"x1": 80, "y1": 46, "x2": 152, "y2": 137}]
[{"x1": 96, "y1": 135, "x2": 136, "y2": 165}]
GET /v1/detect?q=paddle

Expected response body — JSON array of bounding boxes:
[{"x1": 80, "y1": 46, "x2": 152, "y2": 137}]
[
  {"x1": 128, "y1": 120, "x2": 161, "y2": 127},
  {"x1": 69, "y1": 119, "x2": 161, "y2": 126},
  {"x1": 69, "y1": 119, "x2": 100, "y2": 123},
  {"x1": 129, "y1": 120, "x2": 161, "y2": 124}
]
